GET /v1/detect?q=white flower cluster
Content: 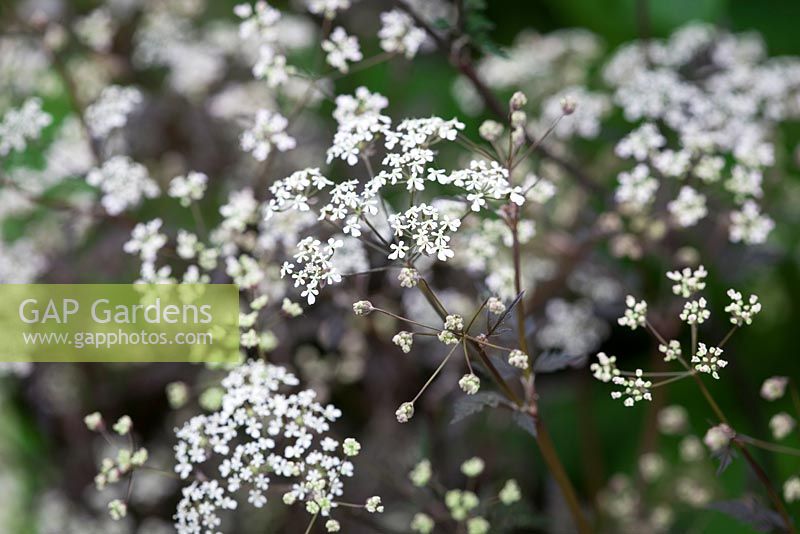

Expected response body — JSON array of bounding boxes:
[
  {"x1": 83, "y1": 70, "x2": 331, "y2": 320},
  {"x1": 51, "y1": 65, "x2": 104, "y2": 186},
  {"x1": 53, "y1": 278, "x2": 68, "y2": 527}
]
[
  {"x1": 281, "y1": 237, "x2": 343, "y2": 304},
  {"x1": 508, "y1": 349, "x2": 529, "y2": 369},
  {"x1": 692, "y1": 343, "x2": 727, "y2": 379},
  {"x1": 123, "y1": 219, "x2": 167, "y2": 262},
  {"x1": 614, "y1": 164, "x2": 658, "y2": 211},
  {"x1": 439, "y1": 159, "x2": 523, "y2": 210},
  {"x1": 378, "y1": 10, "x2": 427, "y2": 59},
  {"x1": 235, "y1": 2, "x2": 289, "y2": 86},
  {"x1": 617, "y1": 295, "x2": 647, "y2": 330},
  {"x1": 382, "y1": 117, "x2": 464, "y2": 191},
  {"x1": 389, "y1": 204, "x2": 461, "y2": 262},
  {"x1": 306, "y1": 0, "x2": 351, "y2": 18},
  {"x1": 322, "y1": 27, "x2": 362, "y2": 74},
  {"x1": 667, "y1": 186, "x2": 707, "y2": 228},
  {"x1": 679, "y1": 298, "x2": 710, "y2": 325},
  {"x1": 392, "y1": 331, "x2": 413, "y2": 353},
  {"x1": 666, "y1": 265, "x2": 707, "y2": 297},
  {"x1": 658, "y1": 340, "x2": 682, "y2": 362},
  {"x1": 724, "y1": 289, "x2": 762, "y2": 326},
  {"x1": 173, "y1": 361, "x2": 368, "y2": 533},
  {"x1": 85, "y1": 85, "x2": 143, "y2": 138},
  {"x1": 604, "y1": 24, "x2": 797, "y2": 244},
  {"x1": 169, "y1": 171, "x2": 208, "y2": 206},
  {"x1": 240, "y1": 109, "x2": 296, "y2": 161},
  {"x1": 729, "y1": 200, "x2": 774, "y2": 245},
  {"x1": 590, "y1": 352, "x2": 620, "y2": 383},
  {"x1": 0, "y1": 98, "x2": 52, "y2": 156},
  {"x1": 86, "y1": 156, "x2": 160, "y2": 215},
  {"x1": 611, "y1": 369, "x2": 652, "y2": 407},
  {"x1": 760, "y1": 376, "x2": 788, "y2": 401},
  {"x1": 328, "y1": 86, "x2": 391, "y2": 165}
]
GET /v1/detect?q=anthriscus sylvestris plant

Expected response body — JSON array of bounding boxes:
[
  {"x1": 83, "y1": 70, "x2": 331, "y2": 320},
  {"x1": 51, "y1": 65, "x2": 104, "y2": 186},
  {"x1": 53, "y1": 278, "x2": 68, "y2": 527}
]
[{"x1": 4, "y1": 0, "x2": 800, "y2": 532}]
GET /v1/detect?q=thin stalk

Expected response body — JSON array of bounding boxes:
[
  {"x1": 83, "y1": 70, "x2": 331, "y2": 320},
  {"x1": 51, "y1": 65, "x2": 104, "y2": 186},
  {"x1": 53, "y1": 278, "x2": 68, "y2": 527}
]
[
  {"x1": 412, "y1": 344, "x2": 459, "y2": 402},
  {"x1": 535, "y1": 420, "x2": 592, "y2": 534},
  {"x1": 690, "y1": 372, "x2": 795, "y2": 532}
]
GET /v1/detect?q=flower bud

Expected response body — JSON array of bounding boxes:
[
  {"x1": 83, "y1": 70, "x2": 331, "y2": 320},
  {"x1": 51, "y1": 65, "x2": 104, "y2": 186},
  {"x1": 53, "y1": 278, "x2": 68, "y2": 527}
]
[
  {"x1": 509, "y1": 91, "x2": 528, "y2": 111},
  {"x1": 560, "y1": 95, "x2": 577, "y2": 115}
]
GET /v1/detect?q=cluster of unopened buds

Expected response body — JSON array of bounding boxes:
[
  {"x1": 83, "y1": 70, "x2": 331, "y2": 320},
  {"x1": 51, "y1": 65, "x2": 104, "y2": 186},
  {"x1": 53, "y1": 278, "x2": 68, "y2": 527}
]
[
  {"x1": 405, "y1": 456, "x2": 521, "y2": 533},
  {"x1": 83, "y1": 412, "x2": 148, "y2": 521}
]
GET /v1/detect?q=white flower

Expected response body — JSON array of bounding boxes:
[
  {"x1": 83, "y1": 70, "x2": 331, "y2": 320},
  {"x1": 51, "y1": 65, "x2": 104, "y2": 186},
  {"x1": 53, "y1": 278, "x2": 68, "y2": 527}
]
[
  {"x1": 173, "y1": 361, "x2": 359, "y2": 533},
  {"x1": 388, "y1": 204, "x2": 460, "y2": 262},
  {"x1": 84, "y1": 412, "x2": 103, "y2": 431},
  {"x1": 74, "y1": 7, "x2": 115, "y2": 52},
  {"x1": 365, "y1": 496, "x2": 384, "y2": 513},
  {"x1": 352, "y1": 300, "x2": 373, "y2": 316},
  {"x1": 724, "y1": 289, "x2": 761, "y2": 326},
  {"x1": 666, "y1": 266, "x2": 707, "y2": 297},
  {"x1": 725, "y1": 165, "x2": 763, "y2": 200},
  {"x1": 479, "y1": 120, "x2": 503, "y2": 141},
  {"x1": 487, "y1": 297, "x2": 506, "y2": 315},
  {"x1": 769, "y1": 413, "x2": 795, "y2": 440},
  {"x1": 784, "y1": 477, "x2": 800, "y2": 503},
  {"x1": 0, "y1": 97, "x2": 52, "y2": 156},
  {"x1": 703, "y1": 424, "x2": 732, "y2": 452},
  {"x1": 327, "y1": 87, "x2": 390, "y2": 166},
  {"x1": 680, "y1": 298, "x2": 710, "y2": 325},
  {"x1": 658, "y1": 340, "x2": 682, "y2": 362},
  {"x1": 123, "y1": 219, "x2": 167, "y2": 262},
  {"x1": 306, "y1": 0, "x2": 351, "y2": 18},
  {"x1": 458, "y1": 374, "x2": 481, "y2": 395},
  {"x1": 657, "y1": 405, "x2": 688, "y2": 435},
  {"x1": 444, "y1": 314, "x2": 464, "y2": 332},
  {"x1": 611, "y1": 369, "x2": 652, "y2": 407},
  {"x1": 615, "y1": 123, "x2": 665, "y2": 160},
  {"x1": 680, "y1": 436, "x2": 705, "y2": 462},
  {"x1": 392, "y1": 331, "x2": 413, "y2": 353},
  {"x1": 86, "y1": 156, "x2": 160, "y2": 215},
  {"x1": 322, "y1": 27, "x2": 362, "y2": 73},
  {"x1": 220, "y1": 188, "x2": 259, "y2": 232},
  {"x1": 108, "y1": 499, "x2": 127, "y2": 520},
  {"x1": 85, "y1": 85, "x2": 143, "y2": 137},
  {"x1": 639, "y1": 452, "x2": 665, "y2": 482},
  {"x1": 325, "y1": 519, "x2": 341, "y2": 532},
  {"x1": 409, "y1": 459, "x2": 431, "y2": 487},
  {"x1": 729, "y1": 201, "x2": 774, "y2": 245},
  {"x1": 668, "y1": 186, "x2": 707, "y2": 227},
  {"x1": 240, "y1": 109, "x2": 296, "y2": 161},
  {"x1": 467, "y1": 517, "x2": 490, "y2": 534},
  {"x1": 398, "y1": 268, "x2": 420, "y2": 288},
  {"x1": 692, "y1": 343, "x2": 726, "y2": 379},
  {"x1": 591, "y1": 352, "x2": 620, "y2": 383},
  {"x1": 618, "y1": 295, "x2": 647, "y2": 330},
  {"x1": 282, "y1": 237, "x2": 344, "y2": 304},
  {"x1": 113, "y1": 415, "x2": 132, "y2": 435},
  {"x1": 499, "y1": 479, "x2": 521, "y2": 505},
  {"x1": 396, "y1": 401, "x2": 414, "y2": 423},
  {"x1": 760, "y1": 376, "x2": 789, "y2": 401},
  {"x1": 615, "y1": 164, "x2": 658, "y2": 210},
  {"x1": 342, "y1": 438, "x2": 361, "y2": 457},
  {"x1": 508, "y1": 349, "x2": 529, "y2": 369},
  {"x1": 460, "y1": 457, "x2": 485, "y2": 477},
  {"x1": 411, "y1": 513, "x2": 435, "y2": 533},
  {"x1": 378, "y1": 10, "x2": 427, "y2": 59},
  {"x1": 169, "y1": 171, "x2": 208, "y2": 206}
]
